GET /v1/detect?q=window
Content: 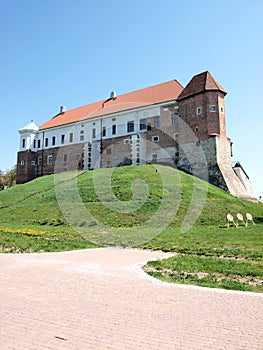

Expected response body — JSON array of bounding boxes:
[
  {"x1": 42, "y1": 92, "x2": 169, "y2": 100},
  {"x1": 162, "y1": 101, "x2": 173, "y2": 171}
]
[
  {"x1": 52, "y1": 136, "x2": 56, "y2": 146},
  {"x1": 38, "y1": 157, "x2": 42, "y2": 165},
  {"x1": 174, "y1": 133, "x2": 179, "y2": 140},
  {"x1": 69, "y1": 133, "x2": 74, "y2": 143},
  {"x1": 61, "y1": 134, "x2": 65, "y2": 144},
  {"x1": 220, "y1": 106, "x2": 224, "y2": 113},
  {"x1": 153, "y1": 116, "x2": 160, "y2": 128},
  {"x1": 47, "y1": 155, "x2": 53, "y2": 165},
  {"x1": 22, "y1": 138, "x2": 26, "y2": 148},
  {"x1": 37, "y1": 140, "x2": 41, "y2": 148},
  {"x1": 127, "y1": 121, "x2": 134, "y2": 133},
  {"x1": 31, "y1": 161, "x2": 35, "y2": 167},
  {"x1": 152, "y1": 154, "x2": 157, "y2": 161},
  {"x1": 152, "y1": 136, "x2": 159, "y2": 143},
  {"x1": 140, "y1": 119, "x2": 147, "y2": 130},
  {"x1": 80, "y1": 135, "x2": 84, "y2": 141},
  {"x1": 102, "y1": 126, "x2": 106, "y2": 137},
  {"x1": 112, "y1": 124, "x2": 116, "y2": 135},
  {"x1": 21, "y1": 160, "x2": 25, "y2": 166},
  {"x1": 195, "y1": 126, "x2": 199, "y2": 132},
  {"x1": 197, "y1": 107, "x2": 202, "y2": 115},
  {"x1": 64, "y1": 154, "x2": 68, "y2": 162},
  {"x1": 172, "y1": 113, "x2": 179, "y2": 124},
  {"x1": 33, "y1": 140, "x2": 36, "y2": 148},
  {"x1": 45, "y1": 138, "x2": 48, "y2": 147},
  {"x1": 112, "y1": 117, "x2": 116, "y2": 121},
  {"x1": 124, "y1": 139, "x2": 130, "y2": 145},
  {"x1": 210, "y1": 105, "x2": 216, "y2": 112},
  {"x1": 92, "y1": 128, "x2": 96, "y2": 138}
]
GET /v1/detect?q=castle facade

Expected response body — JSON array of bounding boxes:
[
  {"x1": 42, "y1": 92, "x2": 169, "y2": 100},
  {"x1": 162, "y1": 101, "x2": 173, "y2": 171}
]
[{"x1": 16, "y1": 71, "x2": 254, "y2": 199}]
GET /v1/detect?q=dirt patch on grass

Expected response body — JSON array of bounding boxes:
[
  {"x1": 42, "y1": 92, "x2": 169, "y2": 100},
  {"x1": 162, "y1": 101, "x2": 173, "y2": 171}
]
[{"x1": 143, "y1": 266, "x2": 263, "y2": 287}]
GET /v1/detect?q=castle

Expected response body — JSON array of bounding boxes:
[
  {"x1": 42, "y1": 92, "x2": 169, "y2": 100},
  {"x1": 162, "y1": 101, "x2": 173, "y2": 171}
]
[{"x1": 16, "y1": 71, "x2": 254, "y2": 199}]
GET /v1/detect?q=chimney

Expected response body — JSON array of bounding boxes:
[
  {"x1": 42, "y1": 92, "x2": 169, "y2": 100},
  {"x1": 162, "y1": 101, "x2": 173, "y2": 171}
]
[{"x1": 60, "y1": 106, "x2": 66, "y2": 114}]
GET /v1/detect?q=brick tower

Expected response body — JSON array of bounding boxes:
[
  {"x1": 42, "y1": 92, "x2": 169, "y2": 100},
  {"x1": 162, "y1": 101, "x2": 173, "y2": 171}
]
[{"x1": 176, "y1": 71, "x2": 254, "y2": 199}]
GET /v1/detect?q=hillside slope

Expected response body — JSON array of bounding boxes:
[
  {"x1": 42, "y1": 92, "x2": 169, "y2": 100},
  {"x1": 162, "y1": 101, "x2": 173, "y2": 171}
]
[{"x1": 0, "y1": 165, "x2": 262, "y2": 232}]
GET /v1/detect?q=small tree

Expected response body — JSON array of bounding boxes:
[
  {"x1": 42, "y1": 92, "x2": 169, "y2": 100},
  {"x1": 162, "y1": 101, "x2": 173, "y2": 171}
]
[
  {"x1": 0, "y1": 169, "x2": 4, "y2": 190},
  {"x1": 0, "y1": 166, "x2": 17, "y2": 189}
]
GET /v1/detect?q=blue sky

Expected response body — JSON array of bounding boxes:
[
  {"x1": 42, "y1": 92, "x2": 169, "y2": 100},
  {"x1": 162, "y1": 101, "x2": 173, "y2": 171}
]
[{"x1": 0, "y1": 0, "x2": 262, "y2": 197}]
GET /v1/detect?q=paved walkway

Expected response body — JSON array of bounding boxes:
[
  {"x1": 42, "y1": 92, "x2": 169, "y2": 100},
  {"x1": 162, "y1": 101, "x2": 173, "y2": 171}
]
[{"x1": 0, "y1": 248, "x2": 262, "y2": 350}]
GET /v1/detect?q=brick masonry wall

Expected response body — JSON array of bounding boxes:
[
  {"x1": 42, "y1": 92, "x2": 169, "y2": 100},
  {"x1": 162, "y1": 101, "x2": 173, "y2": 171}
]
[{"x1": 177, "y1": 91, "x2": 226, "y2": 140}]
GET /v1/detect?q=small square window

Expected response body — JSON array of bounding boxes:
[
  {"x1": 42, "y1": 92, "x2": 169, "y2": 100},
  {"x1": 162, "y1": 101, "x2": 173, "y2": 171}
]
[
  {"x1": 210, "y1": 105, "x2": 216, "y2": 112},
  {"x1": 124, "y1": 139, "x2": 130, "y2": 145},
  {"x1": 197, "y1": 107, "x2": 202, "y2": 115},
  {"x1": 152, "y1": 136, "x2": 159, "y2": 143}
]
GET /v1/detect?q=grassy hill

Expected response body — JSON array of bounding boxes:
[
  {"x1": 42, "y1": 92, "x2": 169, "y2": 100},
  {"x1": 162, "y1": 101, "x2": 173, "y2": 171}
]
[{"x1": 0, "y1": 165, "x2": 262, "y2": 292}]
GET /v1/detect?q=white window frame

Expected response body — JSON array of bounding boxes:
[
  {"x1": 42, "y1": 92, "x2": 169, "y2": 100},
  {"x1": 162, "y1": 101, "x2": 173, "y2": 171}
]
[
  {"x1": 172, "y1": 113, "x2": 179, "y2": 124},
  {"x1": 197, "y1": 107, "x2": 202, "y2": 115},
  {"x1": 152, "y1": 135, "x2": 159, "y2": 143},
  {"x1": 210, "y1": 105, "x2": 216, "y2": 112},
  {"x1": 47, "y1": 155, "x2": 53, "y2": 165},
  {"x1": 127, "y1": 121, "x2": 134, "y2": 133}
]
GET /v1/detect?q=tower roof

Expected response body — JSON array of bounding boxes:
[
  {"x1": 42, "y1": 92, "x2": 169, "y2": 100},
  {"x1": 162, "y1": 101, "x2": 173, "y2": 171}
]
[
  {"x1": 39, "y1": 80, "x2": 184, "y2": 130},
  {"x1": 177, "y1": 71, "x2": 227, "y2": 100},
  {"x1": 19, "y1": 120, "x2": 39, "y2": 133}
]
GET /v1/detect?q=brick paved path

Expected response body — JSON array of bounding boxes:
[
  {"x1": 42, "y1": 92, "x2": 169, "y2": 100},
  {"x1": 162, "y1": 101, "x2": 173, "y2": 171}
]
[{"x1": 0, "y1": 248, "x2": 262, "y2": 349}]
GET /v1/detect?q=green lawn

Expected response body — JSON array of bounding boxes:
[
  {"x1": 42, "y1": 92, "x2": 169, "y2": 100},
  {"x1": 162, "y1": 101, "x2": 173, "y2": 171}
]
[{"x1": 0, "y1": 165, "x2": 262, "y2": 292}]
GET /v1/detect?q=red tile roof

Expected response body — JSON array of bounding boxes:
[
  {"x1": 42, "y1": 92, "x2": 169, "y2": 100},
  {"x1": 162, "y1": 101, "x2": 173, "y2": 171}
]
[
  {"x1": 177, "y1": 71, "x2": 227, "y2": 100},
  {"x1": 39, "y1": 80, "x2": 184, "y2": 130}
]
